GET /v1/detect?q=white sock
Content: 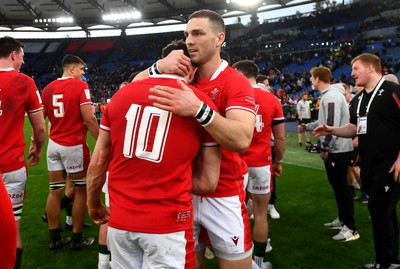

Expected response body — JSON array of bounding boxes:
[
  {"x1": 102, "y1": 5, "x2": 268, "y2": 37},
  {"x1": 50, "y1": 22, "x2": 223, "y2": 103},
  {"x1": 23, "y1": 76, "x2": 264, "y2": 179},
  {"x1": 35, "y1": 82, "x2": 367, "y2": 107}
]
[
  {"x1": 98, "y1": 253, "x2": 110, "y2": 269},
  {"x1": 252, "y1": 259, "x2": 261, "y2": 269},
  {"x1": 66, "y1": 216, "x2": 73, "y2": 225},
  {"x1": 254, "y1": 256, "x2": 264, "y2": 268}
]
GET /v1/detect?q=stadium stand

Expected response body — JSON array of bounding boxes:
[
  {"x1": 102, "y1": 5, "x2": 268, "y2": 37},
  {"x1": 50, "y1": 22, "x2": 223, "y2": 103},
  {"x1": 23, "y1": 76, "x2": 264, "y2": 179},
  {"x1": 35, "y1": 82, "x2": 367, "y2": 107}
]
[{"x1": 17, "y1": 0, "x2": 400, "y2": 120}]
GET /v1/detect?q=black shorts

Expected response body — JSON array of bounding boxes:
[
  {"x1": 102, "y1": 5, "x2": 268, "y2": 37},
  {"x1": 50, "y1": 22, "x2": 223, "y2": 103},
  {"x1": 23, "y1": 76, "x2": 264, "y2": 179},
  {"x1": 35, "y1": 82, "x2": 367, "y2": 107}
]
[
  {"x1": 299, "y1": 118, "x2": 311, "y2": 125},
  {"x1": 349, "y1": 148, "x2": 360, "y2": 167}
]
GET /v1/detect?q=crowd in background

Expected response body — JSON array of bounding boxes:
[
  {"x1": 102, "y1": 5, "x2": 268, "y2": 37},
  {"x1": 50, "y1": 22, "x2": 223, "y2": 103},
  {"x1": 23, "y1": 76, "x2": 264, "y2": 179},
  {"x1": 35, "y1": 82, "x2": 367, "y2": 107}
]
[{"x1": 19, "y1": 0, "x2": 400, "y2": 121}]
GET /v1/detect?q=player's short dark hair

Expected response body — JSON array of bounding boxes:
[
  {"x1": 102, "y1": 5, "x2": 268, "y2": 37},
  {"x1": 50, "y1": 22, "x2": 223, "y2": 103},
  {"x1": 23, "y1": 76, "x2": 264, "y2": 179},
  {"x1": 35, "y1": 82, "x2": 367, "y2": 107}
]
[
  {"x1": 162, "y1": 39, "x2": 190, "y2": 59},
  {"x1": 232, "y1": 60, "x2": 259, "y2": 79},
  {"x1": 189, "y1": 9, "x2": 225, "y2": 34},
  {"x1": 0, "y1": 36, "x2": 24, "y2": 58},
  {"x1": 128, "y1": 71, "x2": 141, "y2": 82},
  {"x1": 62, "y1": 54, "x2": 85, "y2": 68},
  {"x1": 256, "y1": 74, "x2": 269, "y2": 84}
]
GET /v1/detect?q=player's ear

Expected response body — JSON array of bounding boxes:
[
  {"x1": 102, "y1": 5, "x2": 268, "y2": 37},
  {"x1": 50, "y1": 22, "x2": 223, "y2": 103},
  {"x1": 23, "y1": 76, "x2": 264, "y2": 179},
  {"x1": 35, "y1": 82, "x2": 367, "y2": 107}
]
[
  {"x1": 10, "y1": 50, "x2": 16, "y2": 60},
  {"x1": 216, "y1": 32, "x2": 225, "y2": 47}
]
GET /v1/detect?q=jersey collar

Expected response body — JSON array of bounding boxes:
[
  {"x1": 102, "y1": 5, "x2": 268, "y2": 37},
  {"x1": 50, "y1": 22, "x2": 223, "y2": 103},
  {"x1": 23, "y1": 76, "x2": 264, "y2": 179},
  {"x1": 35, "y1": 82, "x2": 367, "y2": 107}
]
[
  {"x1": 0, "y1": 67, "x2": 15, "y2": 71},
  {"x1": 210, "y1": 60, "x2": 228, "y2": 81}
]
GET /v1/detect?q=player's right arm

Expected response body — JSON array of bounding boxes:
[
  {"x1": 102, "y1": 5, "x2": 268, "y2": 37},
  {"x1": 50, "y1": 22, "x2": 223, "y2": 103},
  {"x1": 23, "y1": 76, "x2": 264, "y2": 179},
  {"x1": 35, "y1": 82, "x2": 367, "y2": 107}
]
[
  {"x1": 87, "y1": 129, "x2": 111, "y2": 224},
  {"x1": 132, "y1": 50, "x2": 191, "y2": 81},
  {"x1": 313, "y1": 123, "x2": 356, "y2": 138}
]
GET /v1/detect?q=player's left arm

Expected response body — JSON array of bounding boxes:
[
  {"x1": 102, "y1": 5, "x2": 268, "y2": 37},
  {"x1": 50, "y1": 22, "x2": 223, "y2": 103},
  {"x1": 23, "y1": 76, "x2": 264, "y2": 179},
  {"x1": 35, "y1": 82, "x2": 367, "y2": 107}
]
[
  {"x1": 87, "y1": 130, "x2": 111, "y2": 224},
  {"x1": 205, "y1": 109, "x2": 255, "y2": 153},
  {"x1": 272, "y1": 122, "x2": 285, "y2": 177},
  {"x1": 27, "y1": 110, "x2": 46, "y2": 166},
  {"x1": 81, "y1": 103, "x2": 99, "y2": 140},
  {"x1": 191, "y1": 145, "x2": 221, "y2": 194}
]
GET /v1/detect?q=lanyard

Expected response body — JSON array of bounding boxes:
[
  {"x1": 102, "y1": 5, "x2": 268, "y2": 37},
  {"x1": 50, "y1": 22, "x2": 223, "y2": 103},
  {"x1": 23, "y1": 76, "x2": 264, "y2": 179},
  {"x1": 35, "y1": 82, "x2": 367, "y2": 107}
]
[{"x1": 356, "y1": 77, "x2": 385, "y2": 117}]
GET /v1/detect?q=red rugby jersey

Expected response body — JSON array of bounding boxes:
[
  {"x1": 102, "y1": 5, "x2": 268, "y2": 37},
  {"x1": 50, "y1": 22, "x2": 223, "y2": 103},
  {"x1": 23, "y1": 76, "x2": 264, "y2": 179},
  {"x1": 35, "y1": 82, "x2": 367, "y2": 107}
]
[
  {"x1": 0, "y1": 176, "x2": 17, "y2": 269},
  {"x1": 101, "y1": 75, "x2": 217, "y2": 233},
  {"x1": 0, "y1": 69, "x2": 43, "y2": 172},
  {"x1": 244, "y1": 85, "x2": 284, "y2": 167},
  {"x1": 195, "y1": 61, "x2": 256, "y2": 197},
  {"x1": 41, "y1": 77, "x2": 92, "y2": 146}
]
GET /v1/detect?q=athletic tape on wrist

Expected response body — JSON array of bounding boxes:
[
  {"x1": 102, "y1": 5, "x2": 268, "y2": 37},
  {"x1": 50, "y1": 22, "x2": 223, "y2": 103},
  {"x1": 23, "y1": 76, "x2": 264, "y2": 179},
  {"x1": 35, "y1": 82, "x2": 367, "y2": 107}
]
[
  {"x1": 195, "y1": 102, "x2": 207, "y2": 119},
  {"x1": 195, "y1": 103, "x2": 215, "y2": 126},
  {"x1": 148, "y1": 61, "x2": 161, "y2": 76}
]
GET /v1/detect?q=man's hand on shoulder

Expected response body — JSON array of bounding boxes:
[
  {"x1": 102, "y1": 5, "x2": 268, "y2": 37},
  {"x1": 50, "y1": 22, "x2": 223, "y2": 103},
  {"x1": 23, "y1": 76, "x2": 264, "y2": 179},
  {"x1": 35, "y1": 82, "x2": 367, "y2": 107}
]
[{"x1": 149, "y1": 79, "x2": 202, "y2": 117}]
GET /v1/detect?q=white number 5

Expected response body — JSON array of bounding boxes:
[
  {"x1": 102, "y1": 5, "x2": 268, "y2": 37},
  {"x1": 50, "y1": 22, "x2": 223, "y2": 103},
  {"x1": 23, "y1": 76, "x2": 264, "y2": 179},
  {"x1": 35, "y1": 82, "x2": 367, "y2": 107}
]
[{"x1": 52, "y1": 94, "x2": 64, "y2": 118}]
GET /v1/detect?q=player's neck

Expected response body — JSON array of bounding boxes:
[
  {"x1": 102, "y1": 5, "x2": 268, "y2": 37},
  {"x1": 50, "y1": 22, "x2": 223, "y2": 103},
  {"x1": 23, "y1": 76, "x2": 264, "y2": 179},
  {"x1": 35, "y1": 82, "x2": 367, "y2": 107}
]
[
  {"x1": 62, "y1": 71, "x2": 74, "y2": 78},
  {"x1": 249, "y1": 78, "x2": 257, "y2": 85},
  {"x1": 319, "y1": 82, "x2": 330, "y2": 92},
  {"x1": 196, "y1": 56, "x2": 223, "y2": 79},
  {"x1": 0, "y1": 59, "x2": 14, "y2": 69},
  {"x1": 364, "y1": 75, "x2": 383, "y2": 93}
]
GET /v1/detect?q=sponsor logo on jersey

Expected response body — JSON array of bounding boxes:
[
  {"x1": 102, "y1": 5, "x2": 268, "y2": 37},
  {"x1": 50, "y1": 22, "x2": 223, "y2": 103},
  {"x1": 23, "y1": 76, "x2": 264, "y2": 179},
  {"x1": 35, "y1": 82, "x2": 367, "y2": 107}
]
[
  {"x1": 252, "y1": 185, "x2": 269, "y2": 191},
  {"x1": 245, "y1": 95, "x2": 255, "y2": 105},
  {"x1": 10, "y1": 193, "x2": 23, "y2": 199},
  {"x1": 67, "y1": 164, "x2": 82, "y2": 170}
]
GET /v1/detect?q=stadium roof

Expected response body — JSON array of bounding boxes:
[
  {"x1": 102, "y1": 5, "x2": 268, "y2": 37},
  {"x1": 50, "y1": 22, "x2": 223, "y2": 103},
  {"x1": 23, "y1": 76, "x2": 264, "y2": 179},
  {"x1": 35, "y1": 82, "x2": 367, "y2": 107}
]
[{"x1": 0, "y1": 0, "x2": 322, "y2": 32}]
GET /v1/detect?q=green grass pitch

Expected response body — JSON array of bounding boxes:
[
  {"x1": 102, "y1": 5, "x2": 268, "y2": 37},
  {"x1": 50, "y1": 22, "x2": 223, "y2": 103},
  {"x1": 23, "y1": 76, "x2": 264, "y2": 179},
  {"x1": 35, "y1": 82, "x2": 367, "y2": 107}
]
[{"x1": 19, "y1": 119, "x2": 381, "y2": 268}]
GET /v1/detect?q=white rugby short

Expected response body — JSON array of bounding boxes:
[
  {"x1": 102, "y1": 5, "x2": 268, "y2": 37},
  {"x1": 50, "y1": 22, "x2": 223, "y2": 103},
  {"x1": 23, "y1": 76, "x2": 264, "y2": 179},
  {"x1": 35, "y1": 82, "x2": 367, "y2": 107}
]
[
  {"x1": 193, "y1": 194, "x2": 253, "y2": 260},
  {"x1": 46, "y1": 139, "x2": 90, "y2": 173},
  {"x1": 246, "y1": 165, "x2": 272, "y2": 195},
  {"x1": 1, "y1": 166, "x2": 27, "y2": 204},
  {"x1": 107, "y1": 226, "x2": 194, "y2": 269}
]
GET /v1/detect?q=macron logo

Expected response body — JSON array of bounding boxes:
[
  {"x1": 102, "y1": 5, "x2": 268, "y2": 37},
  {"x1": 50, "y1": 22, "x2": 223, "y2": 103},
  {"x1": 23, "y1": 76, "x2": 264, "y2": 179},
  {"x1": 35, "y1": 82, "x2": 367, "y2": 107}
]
[
  {"x1": 378, "y1": 89, "x2": 384, "y2": 96},
  {"x1": 384, "y1": 186, "x2": 390, "y2": 192},
  {"x1": 231, "y1": 236, "x2": 239, "y2": 246}
]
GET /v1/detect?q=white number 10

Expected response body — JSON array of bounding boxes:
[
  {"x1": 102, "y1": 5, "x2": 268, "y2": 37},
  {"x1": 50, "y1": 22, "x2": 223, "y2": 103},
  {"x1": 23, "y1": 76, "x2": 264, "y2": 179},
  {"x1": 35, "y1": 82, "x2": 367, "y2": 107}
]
[{"x1": 123, "y1": 104, "x2": 171, "y2": 163}]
